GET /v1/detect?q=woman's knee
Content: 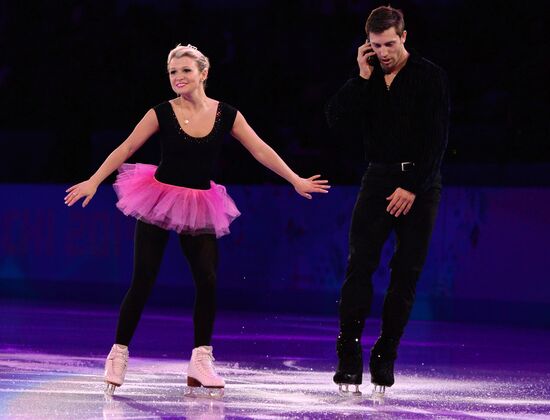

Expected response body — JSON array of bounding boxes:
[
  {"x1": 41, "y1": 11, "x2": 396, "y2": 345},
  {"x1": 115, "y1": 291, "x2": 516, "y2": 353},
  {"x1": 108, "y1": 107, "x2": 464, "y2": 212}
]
[{"x1": 193, "y1": 266, "x2": 217, "y2": 289}]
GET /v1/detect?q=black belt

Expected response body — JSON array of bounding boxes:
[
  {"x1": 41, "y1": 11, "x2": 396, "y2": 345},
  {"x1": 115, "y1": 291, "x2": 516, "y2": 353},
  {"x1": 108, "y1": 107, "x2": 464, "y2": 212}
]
[{"x1": 368, "y1": 162, "x2": 416, "y2": 172}]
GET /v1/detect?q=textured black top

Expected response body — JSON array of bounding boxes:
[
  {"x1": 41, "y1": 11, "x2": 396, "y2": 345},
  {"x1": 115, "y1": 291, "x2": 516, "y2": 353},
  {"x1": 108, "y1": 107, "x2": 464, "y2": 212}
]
[
  {"x1": 326, "y1": 51, "x2": 450, "y2": 193},
  {"x1": 152, "y1": 101, "x2": 238, "y2": 189}
]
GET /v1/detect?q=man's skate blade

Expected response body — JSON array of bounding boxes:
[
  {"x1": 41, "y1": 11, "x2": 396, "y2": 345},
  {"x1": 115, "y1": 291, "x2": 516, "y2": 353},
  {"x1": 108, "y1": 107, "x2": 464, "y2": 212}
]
[
  {"x1": 337, "y1": 383, "x2": 362, "y2": 397},
  {"x1": 371, "y1": 384, "x2": 387, "y2": 404}
]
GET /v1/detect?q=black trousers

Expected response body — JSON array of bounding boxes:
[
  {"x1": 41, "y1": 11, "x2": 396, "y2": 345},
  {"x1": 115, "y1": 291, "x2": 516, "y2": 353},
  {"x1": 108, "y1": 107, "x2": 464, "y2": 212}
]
[
  {"x1": 115, "y1": 220, "x2": 218, "y2": 348},
  {"x1": 339, "y1": 167, "x2": 441, "y2": 340}
]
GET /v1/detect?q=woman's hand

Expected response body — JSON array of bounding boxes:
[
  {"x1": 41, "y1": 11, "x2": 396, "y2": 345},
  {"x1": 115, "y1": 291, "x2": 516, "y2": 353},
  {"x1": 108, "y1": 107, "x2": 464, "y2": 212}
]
[
  {"x1": 293, "y1": 175, "x2": 330, "y2": 199},
  {"x1": 64, "y1": 180, "x2": 98, "y2": 207}
]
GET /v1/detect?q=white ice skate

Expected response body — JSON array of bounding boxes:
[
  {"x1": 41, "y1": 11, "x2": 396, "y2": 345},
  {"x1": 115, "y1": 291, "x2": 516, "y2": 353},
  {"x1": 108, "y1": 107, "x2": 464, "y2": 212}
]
[
  {"x1": 104, "y1": 344, "x2": 129, "y2": 395},
  {"x1": 185, "y1": 346, "x2": 225, "y2": 398}
]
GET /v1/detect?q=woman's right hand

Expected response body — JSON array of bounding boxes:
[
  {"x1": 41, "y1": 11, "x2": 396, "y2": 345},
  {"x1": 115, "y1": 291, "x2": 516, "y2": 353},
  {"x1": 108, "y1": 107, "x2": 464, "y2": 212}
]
[{"x1": 64, "y1": 180, "x2": 98, "y2": 207}]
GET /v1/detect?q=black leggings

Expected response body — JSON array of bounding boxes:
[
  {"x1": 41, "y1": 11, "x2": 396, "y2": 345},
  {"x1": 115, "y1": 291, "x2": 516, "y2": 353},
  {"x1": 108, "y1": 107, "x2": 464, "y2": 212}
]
[{"x1": 115, "y1": 220, "x2": 218, "y2": 348}]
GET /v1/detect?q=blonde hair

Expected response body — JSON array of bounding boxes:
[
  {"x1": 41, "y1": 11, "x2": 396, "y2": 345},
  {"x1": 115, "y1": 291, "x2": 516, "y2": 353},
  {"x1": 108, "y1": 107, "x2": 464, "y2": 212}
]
[{"x1": 167, "y1": 43, "x2": 210, "y2": 73}]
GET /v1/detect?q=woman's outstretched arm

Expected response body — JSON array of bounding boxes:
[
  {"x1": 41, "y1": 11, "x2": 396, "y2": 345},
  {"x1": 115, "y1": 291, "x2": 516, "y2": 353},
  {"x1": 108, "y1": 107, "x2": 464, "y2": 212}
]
[
  {"x1": 64, "y1": 109, "x2": 159, "y2": 207},
  {"x1": 230, "y1": 111, "x2": 329, "y2": 199}
]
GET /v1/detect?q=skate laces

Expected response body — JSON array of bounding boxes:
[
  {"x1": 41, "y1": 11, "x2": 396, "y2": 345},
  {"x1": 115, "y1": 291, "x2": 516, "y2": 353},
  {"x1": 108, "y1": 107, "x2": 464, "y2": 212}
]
[
  {"x1": 195, "y1": 350, "x2": 219, "y2": 376},
  {"x1": 108, "y1": 347, "x2": 128, "y2": 372},
  {"x1": 198, "y1": 353, "x2": 215, "y2": 362}
]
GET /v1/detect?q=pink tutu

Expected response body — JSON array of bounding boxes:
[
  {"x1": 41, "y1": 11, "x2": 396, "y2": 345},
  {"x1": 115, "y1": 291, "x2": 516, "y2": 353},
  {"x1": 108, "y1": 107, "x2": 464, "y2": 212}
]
[{"x1": 113, "y1": 163, "x2": 240, "y2": 238}]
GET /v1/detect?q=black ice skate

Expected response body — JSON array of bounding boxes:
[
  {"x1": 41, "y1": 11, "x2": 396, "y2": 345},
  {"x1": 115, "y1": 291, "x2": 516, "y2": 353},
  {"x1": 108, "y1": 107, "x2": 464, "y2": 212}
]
[
  {"x1": 369, "y1": 336, "x2": 399, "y2": 396},
  {"x1": 333, "y1": 334, "x2": 363, "y2": 396}
]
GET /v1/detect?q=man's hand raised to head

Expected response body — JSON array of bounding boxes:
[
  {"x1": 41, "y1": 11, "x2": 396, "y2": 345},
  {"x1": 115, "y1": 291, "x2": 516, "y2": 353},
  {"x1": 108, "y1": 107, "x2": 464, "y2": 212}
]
[{"x1": 357, "y1": 39, "x2": 376, "y2": 79}]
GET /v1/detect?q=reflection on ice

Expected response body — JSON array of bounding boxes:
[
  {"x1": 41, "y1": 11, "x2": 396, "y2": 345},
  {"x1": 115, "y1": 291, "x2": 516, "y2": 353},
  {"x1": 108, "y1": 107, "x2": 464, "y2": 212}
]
[{"x1": 1, "y1": 351, "x2": 549, "y2": 419}]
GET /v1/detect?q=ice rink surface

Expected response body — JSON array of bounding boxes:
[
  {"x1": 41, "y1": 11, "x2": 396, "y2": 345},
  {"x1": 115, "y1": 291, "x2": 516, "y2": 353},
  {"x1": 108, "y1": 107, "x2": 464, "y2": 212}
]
[{"x1": 1, "y1": 302, "x2": 549, "y2": 419}]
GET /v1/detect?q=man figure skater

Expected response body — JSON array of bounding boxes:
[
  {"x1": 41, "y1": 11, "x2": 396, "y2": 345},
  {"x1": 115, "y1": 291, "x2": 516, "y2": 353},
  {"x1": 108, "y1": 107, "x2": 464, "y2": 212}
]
[{"x1": 326, "y1": 5, "x2": 450, "y2": 395}]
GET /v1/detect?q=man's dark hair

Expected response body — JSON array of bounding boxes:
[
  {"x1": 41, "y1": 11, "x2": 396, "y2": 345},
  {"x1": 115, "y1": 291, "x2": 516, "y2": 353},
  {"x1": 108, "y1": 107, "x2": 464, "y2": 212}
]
[{"x1": 365, "y1": 6, "x2": 405, "y2": 36}]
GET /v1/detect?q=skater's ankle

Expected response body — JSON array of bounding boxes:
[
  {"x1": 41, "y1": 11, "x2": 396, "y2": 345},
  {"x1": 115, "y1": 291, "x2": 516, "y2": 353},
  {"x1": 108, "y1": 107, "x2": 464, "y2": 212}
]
[
  {"x1": 114, "y1": 344, "x2": 128, "y2": 350},
  {"x1": 371, "y1": 336, "x2": 399, "y2": 360}
]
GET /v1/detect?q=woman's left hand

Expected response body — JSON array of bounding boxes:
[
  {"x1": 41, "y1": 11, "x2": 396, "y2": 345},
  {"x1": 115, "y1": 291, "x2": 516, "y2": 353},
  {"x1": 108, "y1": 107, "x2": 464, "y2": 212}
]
[{"x1": 293, "y1": 175, "x2": 330, "y2": 199}]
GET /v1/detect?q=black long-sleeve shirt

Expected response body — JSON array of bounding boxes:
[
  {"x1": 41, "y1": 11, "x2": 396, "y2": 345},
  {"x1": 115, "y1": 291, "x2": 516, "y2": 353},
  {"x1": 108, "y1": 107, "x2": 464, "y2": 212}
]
[{"x1": 326, "y1": 51, "x2": 450, "y2": 193}]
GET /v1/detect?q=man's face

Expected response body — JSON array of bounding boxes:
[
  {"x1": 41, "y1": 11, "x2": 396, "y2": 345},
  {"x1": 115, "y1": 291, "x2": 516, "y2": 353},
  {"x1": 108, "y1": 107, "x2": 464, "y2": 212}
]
[{"x1": 368, "y1": 27, "x2": 407, "y2": 72}]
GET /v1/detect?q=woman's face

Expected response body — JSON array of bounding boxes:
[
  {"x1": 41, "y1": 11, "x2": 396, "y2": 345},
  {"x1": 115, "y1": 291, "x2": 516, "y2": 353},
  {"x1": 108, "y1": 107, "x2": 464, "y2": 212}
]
[{"x1": 168, "y1": 56, "x2": 206, "y2": 95}]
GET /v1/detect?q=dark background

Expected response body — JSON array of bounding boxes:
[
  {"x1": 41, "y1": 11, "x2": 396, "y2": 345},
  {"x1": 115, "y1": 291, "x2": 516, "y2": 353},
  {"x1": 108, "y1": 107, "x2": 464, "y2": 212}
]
[{"x1": 1, "y1": 0, "x2": 548, "y2": 185}]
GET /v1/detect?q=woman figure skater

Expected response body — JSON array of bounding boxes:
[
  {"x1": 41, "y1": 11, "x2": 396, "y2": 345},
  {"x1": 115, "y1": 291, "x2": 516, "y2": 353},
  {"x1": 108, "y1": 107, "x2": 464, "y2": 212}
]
[{"x1": 64, "y1": 44, "x2": 329, "y2": 396}]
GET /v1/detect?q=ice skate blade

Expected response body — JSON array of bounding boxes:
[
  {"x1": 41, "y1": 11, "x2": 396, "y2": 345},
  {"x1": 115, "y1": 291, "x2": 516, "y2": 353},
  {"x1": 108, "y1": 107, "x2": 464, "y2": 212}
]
[
  {"x1": 372, "y1": 384, "x2": 386, "y2": 394},
  {"x1": 371, "y1": 392, "x2": 385, "y2": 405},
  {"x1": 337, "y1": 383, "x2": 362, "y2": 397},
  {"x1": 371, "y1": 384, "x2": 386, "y2": 404},
  {"x1": 104, "y1": 382, "x2": 119, "y2": 396},
  {"x1": 185, "y1": 385, "x2": 225, "y2": 399}
]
